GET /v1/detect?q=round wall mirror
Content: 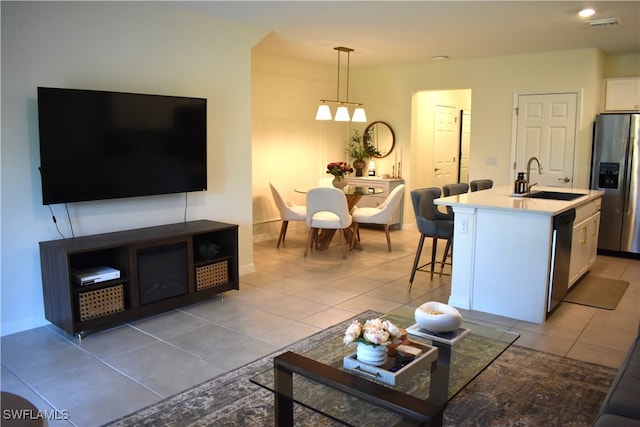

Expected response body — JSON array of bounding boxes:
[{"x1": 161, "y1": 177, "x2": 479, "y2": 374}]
[{"x1": 363, "y1": 121, "x2": 395, "y2": 158}]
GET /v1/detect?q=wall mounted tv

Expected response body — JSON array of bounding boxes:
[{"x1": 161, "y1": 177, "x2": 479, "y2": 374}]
[{"x1": 37, "y1": 87, "x2": 207, "y2": 205}]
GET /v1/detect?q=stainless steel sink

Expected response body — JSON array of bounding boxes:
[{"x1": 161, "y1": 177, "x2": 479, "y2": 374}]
[{"x1": 523, "y1": 191, "x2": 586, "y2": 201}]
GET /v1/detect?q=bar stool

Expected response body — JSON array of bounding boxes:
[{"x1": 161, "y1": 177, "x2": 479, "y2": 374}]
[
  {"x1": 408, "y1": 188, "x2": 454, "y2": 290},
  {"x1": 470, "y1": 179, "x2": 493, "y2": 191},
  {"x1": 440, "y1": 183, "x2": 469, "y2": 270}
]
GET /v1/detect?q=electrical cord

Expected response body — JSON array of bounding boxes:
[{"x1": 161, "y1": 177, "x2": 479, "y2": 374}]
[
  {"x1": 184, "y1": 192, "x2": 188, "y2": 223},
  {"x1": 47, "y1": 205, "x2": 65, "y2": 239},
  {"x1": 65, "y1": 204, "x2": 75, "y2": 238},
  {"x1": 50, "y1": 196, "x2": 187, "y2": 238}
]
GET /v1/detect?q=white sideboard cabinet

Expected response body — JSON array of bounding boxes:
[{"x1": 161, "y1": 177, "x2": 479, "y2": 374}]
[{"x1": 345, "y1": 177, "x2": 405, "y2": 226}]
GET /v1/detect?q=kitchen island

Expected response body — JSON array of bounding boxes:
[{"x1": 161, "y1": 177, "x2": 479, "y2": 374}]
[{"x1": 434, "y1": 186, "x2": 603, "y2": 324}]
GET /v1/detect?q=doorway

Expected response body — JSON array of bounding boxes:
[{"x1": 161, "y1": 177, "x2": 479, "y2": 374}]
[
  {"x1": 413, "y1": 89, "x2": 472, "y2": 190},
  {"x1": 511, "y1": 92, "x2": 579, "y2": 188}
]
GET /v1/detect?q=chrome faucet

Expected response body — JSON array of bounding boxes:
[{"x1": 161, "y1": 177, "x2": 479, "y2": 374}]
[{"x1": 526, "y1": 156, "x2": 543, "y2": 194}]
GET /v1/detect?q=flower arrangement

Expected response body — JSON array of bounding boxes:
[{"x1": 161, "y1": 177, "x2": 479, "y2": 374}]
[
  {"x1": 347, "y1": 130, "x2": 382, "y2": 161},
  {"x1": 363, "y1": 128, "x2": 383, "y2": 158},
  {"x1": 343, "y1": 318, "x2": 401, "y2": 347},
  {"x1": 347, "y1": 140, "x2": 369, "y2": 162},
  {"x1": 326, "y1": 161, "x2": 353, "y2": 178}
]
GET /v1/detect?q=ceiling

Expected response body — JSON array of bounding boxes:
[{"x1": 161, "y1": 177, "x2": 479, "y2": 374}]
[{"x1": 174, "y1": 1, "x2": 640, "y2": 67}]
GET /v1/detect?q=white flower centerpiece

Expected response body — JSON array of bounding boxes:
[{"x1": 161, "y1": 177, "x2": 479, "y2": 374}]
[{"x1": 343, "y1": 318, "x2": 401, "y2": 366}]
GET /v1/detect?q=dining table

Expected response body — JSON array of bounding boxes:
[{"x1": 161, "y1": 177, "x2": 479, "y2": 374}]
[{"x1": 296, "y1": 185, "x2": 384, "y2": 251}]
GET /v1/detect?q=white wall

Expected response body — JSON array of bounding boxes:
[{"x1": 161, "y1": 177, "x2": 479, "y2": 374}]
[
  {"x1": 355, "y1": 49, "x2": 603, "y2": 190},
  {"x1": 252, "y1": 51, "x2": 353, "y2": 240},
  {"x1": 351, "y1": 49, "x2": 603, "y2": 224},
  {"x1": 251, "y1": 49, "x2": 637, "y2": 240},
  {"x1": 604, "y1": 52, "x2": 640, "y2": 77},
  {"x1": 1, "y1": 2, "x2": 268, "y2": 335}
]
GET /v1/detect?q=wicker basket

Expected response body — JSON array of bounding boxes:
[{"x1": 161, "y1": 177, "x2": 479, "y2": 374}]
[
  {"x1": 78, "y1": 284, "x2": 125, "y2": 321},
  {"x1": 196, "y1": 261, "x2": 229, "y2": 291}
]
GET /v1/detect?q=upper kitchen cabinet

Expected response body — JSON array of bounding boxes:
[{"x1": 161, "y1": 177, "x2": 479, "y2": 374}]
[{"x1": 604, "y1": 78, "x2": 640, "y2": 112}]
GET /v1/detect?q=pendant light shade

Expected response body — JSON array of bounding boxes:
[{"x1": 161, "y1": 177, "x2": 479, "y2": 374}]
[
  {"x1": 351, "y1": 107, "x2": 367, "y2": 123},
  {"x1": 315, "y1": 47, "x2": 366, "y2": 123},
  {"x1": 315, "y1": 104, "x2": 332, "y2": 120},
  {"x1": 334, "y1": 106, "x2": 351, "y2": 121}
]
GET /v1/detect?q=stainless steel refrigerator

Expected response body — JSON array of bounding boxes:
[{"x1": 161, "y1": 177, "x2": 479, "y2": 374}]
[{"x1": 590, "y1": 113, "x2": 639, "y2": 255}]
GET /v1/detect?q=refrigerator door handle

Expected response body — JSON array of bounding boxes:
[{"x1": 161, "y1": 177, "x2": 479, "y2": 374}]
[{"x1": 623, "y1": 136, "x2": 636, "y2": 214}]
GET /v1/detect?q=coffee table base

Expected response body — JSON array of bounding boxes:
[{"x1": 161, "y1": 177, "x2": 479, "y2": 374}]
[{"x1": 273, "y1": 351, "x2": 443, "y2": 427}]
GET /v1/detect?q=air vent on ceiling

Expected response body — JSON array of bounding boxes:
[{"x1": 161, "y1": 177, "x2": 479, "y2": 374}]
[{"x1": 586, "y1": 18, "x2": 619, "y2": 27}]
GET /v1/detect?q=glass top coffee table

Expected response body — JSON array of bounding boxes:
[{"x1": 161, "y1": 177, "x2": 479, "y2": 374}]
[{"x1": 250, "y1": 306, "x2": 519, "y2": 426}]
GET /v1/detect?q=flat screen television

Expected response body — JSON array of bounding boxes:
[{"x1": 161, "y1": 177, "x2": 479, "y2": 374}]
[{"x1": 37, "y1": 87, "x2": 207, "y2": 205}]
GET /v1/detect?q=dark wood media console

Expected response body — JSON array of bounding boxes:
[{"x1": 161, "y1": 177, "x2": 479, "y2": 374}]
[{"x1": 39, "y1": 220, "x2": 239, "y2": 338}]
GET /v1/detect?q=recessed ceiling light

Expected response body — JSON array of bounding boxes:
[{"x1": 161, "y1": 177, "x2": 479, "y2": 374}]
[{"x1": 579, "y1": 8, "x2": 596, "y2": 18}]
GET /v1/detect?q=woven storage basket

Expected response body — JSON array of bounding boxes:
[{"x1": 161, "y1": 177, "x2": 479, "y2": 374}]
[
  {"x1": 78, "y1": 284, "x2": 125, "y2": 321},
  {"x1": 196, "y1": 260, "x2": 229, "y2": 291}
]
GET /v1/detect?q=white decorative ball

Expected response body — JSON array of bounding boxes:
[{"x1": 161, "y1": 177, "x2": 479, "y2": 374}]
[{"x1": 414, "y1": 301, "x2": 462, "y2": 333}]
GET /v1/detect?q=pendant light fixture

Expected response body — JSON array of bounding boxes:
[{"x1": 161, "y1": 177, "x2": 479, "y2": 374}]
[{"x1": 315, "y1": 47, "x2": 367, "y2": 123}]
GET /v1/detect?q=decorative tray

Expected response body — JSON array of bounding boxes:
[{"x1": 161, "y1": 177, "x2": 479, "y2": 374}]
[
  {"x1": 406, "y1": 323, "x2": 470, "y2": 345},
  {"x1": 342, "y1": 340, "x2": 437, "y2": 387}
]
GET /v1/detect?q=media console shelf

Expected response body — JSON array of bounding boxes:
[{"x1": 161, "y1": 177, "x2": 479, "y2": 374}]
[{"x1": 39, "y1": 220, "x2": 239, "y2": 338}]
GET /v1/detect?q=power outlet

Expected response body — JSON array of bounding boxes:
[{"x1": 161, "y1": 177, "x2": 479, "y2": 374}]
[{"x1": 460, "y1": 219, "x2": 469, "y2": 234}]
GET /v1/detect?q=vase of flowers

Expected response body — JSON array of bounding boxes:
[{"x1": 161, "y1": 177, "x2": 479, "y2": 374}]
[
  {"x1": 332, "y1": 177, "x2": 348, "y2": 189},
  {"x1": 326, "y1": 161, "x2": 353, "y2": 189},
  {"x1": 343, "y1": 318, "x2": 401, "y2": 366},
  {"x1": 347, "y1": 130, "x2": 383, "y2": 176}
]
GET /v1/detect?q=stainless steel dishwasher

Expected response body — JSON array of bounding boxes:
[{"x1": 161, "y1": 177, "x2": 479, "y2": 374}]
[{"x1": 548, "y1": 208, "x2": 576, "y2": 313}]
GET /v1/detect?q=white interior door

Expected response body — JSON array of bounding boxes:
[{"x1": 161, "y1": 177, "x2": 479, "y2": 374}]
[
  {"x1": 433, "y1": 105, "x2": 460, "y2": 189},
  {"x1": 514, "y1": 92, "x2": 578, "y2": 188}
]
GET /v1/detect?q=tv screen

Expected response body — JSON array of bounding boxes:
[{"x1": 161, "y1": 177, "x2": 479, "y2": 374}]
[{"x1": 37, "y1": 87, "x2": 207, "y2": 205}]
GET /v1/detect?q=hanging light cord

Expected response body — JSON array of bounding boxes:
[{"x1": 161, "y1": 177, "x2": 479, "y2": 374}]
[
  {"x1": 345, "y1": 50, "x2": 350, "y2": 104},
  {"x1": 336, "y1": 48, "x2": 341, "y2": 102},
  {"x1": 315, "y1": 46, "x2": 365, "y2": 122},
  {"x1": 319, "y1": 47, "x2": 360, "y2": 106}
]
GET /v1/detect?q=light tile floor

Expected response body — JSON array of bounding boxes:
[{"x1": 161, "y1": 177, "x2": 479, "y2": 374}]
[{"x1": 1, "y1": 227, "x2": 638, "y2": 426}]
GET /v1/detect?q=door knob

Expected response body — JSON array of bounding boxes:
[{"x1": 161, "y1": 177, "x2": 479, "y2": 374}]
[
  {"x1": 558, "y1": 177, "x2": 570, "y2": 183},
  {"x1": 434, "y1": 168, "x2": 441, "y2": 172}
]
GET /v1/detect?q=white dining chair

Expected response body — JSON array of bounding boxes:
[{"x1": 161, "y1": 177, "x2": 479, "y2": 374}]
[
  {"x1": 304, "y1": 187, "x2": 353, "y2": 258},
  {"x1": 350, "y1": 184, "x2": 405, "y2": 252},
  {"x1": 269, "y1": 182, "x2": 306, "y2": 248}
]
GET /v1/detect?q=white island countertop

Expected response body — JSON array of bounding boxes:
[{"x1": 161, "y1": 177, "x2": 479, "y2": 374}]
[
  {"x1": 430, "y1": 185, "x2": 604, "y2": 324},
  {"x1": 434, "y1": 186, "x2": 603, "y2": 216}
]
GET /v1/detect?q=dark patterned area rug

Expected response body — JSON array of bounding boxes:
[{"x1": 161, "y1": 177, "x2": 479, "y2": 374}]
[{"x1": 104, "y1": 310, "x2": 616, "y2": 427}]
